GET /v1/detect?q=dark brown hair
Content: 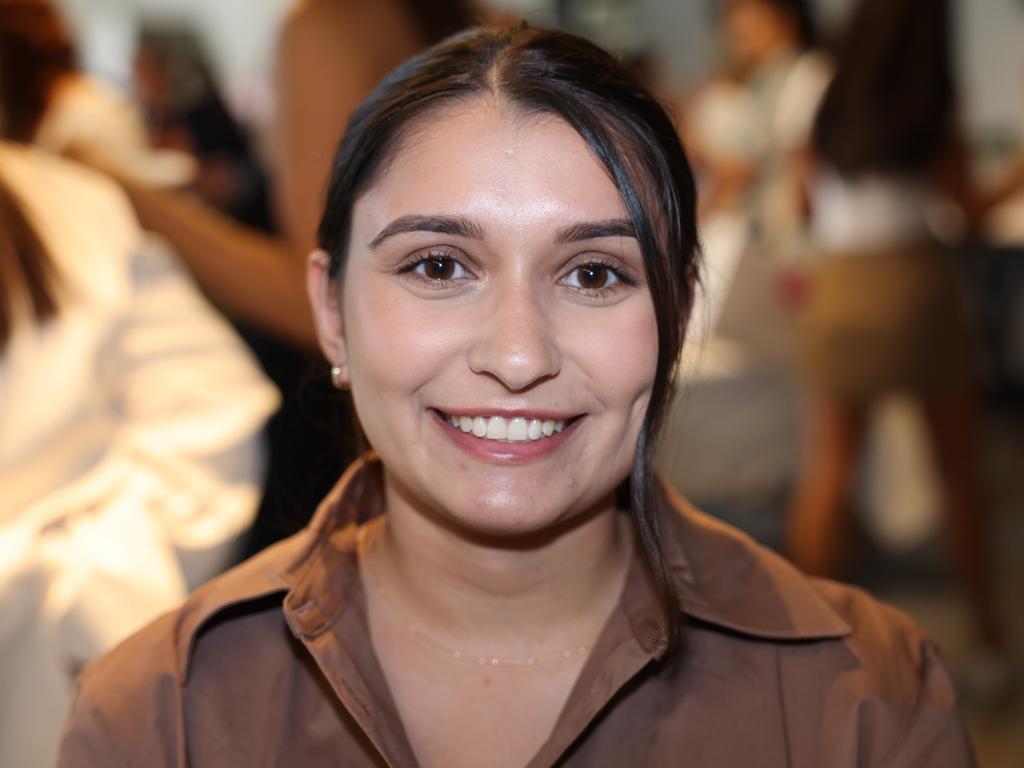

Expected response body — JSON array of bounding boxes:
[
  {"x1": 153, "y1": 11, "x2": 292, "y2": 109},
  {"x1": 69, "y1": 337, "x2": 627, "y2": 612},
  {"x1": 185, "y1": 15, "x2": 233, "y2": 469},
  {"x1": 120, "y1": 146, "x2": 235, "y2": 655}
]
[
  {"x1": 0, "y1": 0, "x2": 76, "y2": 141},
  {"x1": 317, "y1": 25, "x2": 700, "y2": 651},
  {"x1": 812, "y1": 0, "x2": 955, "y2": 177},
  {"x1": 0, "y1": 173, "x2": 60, "y2": 350}
]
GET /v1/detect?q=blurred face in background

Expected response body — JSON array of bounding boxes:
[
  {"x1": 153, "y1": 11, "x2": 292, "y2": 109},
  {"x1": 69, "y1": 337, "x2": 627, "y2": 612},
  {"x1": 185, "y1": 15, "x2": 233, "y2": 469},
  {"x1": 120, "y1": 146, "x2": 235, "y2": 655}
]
[
  {"x1": 310, "y1": 98, "x2": 659, "y2": 540},
  {"x1": 131, "y1": 49, "x2": 170, "y2": 117},
  {"x1": 722, "y1": 0, "x2": 799, "y2": 70}
]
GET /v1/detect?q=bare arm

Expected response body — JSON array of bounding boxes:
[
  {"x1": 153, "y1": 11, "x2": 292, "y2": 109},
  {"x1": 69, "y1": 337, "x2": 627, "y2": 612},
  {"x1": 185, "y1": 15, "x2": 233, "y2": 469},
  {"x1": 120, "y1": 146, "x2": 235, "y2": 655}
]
[
  {"x1": 123, "y1": 181, "x2": 315, "y2": 349},
  {"x1": 273, "y1": 0, "x2": 422, "y2": 253}
]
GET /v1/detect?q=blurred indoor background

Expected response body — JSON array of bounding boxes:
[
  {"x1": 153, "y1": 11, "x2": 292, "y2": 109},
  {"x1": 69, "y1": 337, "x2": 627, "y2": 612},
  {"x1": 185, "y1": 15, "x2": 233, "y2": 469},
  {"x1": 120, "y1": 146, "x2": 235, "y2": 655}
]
[{"x1": 3, "y1": 0, "x2": 1023, "y2": 765}]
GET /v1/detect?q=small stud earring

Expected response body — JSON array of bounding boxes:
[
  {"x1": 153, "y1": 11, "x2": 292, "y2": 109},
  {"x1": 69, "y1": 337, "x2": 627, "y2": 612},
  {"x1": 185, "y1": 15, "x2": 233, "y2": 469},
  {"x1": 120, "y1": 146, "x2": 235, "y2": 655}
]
[{"x1": 330, "y1": 364, "x2": 348, "y2": 390}]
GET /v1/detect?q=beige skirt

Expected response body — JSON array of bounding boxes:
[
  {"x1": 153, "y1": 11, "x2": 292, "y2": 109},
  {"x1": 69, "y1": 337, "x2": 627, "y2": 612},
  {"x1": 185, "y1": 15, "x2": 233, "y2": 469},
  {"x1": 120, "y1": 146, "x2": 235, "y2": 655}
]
[{"x1": 800, "y1": 246, "x2": 971, "y2": 401}]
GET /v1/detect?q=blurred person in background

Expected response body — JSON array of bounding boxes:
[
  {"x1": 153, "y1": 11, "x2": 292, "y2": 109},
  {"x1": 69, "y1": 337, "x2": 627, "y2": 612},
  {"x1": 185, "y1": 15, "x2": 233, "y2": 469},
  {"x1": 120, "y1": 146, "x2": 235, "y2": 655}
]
[
  {"x1": 655, "y1": 0, "x2": 830, "y2": 547},
  {"x1": 101, "y1": 0, "x2": 478, "y2": 554},
  {"x1": 0, "y1": 143, "x2": 277, "y2": 766},
  {"x1": 132, "y1": 25, "x2": 275, "y2": 233},
  {"x1": 784, "y1": 0, "x2": 1009, "y2": 688},
  {"x1": 0, "y1": 0, "x2": 194, "y2": 186},
  {"x1": 686, "y1": 0, "x2": 829, "y2": 244},
  {"x1": 115, "y1": 0, "x2": 478, "y2": 348}
]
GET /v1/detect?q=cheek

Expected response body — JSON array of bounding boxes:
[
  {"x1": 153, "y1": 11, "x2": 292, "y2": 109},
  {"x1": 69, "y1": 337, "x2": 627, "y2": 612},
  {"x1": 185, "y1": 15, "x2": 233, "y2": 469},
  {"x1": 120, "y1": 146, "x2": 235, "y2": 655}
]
[
  {"x1": 564, "y1": 299, "x2": 659, "y2": 417},
  {"x1": 342, "y1": 274, "x2": 466, "y2": 407}
]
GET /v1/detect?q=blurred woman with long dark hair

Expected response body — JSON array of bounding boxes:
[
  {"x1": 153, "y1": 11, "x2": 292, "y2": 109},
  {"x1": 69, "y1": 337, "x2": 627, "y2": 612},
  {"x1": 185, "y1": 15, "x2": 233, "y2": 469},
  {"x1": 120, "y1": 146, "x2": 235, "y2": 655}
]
[{"x1": 786, "y1": 0, "x2": 1006, "y2": 673}]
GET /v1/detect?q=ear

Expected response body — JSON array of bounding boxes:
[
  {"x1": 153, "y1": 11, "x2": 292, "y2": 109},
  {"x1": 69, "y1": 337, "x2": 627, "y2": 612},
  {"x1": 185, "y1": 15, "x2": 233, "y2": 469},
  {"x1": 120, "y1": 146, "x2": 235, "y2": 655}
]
[{"x1": 307, "y1": 250, "x2": 349, "y2": 385}]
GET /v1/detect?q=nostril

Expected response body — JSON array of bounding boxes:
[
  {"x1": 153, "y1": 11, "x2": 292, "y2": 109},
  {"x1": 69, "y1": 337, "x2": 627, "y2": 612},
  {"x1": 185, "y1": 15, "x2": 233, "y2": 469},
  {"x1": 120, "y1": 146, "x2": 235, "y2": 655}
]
[{"x1": 466, "y1": 300, "x2": 561, "y2": 391}]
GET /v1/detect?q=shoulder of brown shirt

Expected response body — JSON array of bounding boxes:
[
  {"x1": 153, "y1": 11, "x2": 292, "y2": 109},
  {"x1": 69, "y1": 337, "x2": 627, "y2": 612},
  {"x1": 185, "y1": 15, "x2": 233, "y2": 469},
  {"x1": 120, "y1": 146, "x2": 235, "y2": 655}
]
[{"x1": 63, "y1": 471, "x2": 964, "y2": 764}]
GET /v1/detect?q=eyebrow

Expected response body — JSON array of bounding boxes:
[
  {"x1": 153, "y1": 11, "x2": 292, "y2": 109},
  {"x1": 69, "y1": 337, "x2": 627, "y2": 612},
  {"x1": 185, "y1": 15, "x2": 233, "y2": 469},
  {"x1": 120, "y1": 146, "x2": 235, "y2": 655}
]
[
  {"x1": 368, "y1": 215, "x2": 484, "y2": 248},
  {"x1": 367, "y1": 214, "x2": 637, "y2": 249},
  {"x1": 554, "y1": 218, "x2": 636, "y2": 243}
]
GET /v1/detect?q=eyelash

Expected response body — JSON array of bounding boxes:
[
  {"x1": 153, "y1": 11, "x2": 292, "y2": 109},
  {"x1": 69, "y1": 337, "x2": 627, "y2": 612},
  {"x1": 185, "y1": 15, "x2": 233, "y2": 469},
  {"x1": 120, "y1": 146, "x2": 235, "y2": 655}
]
[
  {"x1": 396, "y1": 249, "x2": 637, "y2": 297},
  {"x1": 396, "y1": 247, "x2": 474, "y2": 287},
  {"x1": 559, "y1": 257, "x2": 638, "y2": 297}
]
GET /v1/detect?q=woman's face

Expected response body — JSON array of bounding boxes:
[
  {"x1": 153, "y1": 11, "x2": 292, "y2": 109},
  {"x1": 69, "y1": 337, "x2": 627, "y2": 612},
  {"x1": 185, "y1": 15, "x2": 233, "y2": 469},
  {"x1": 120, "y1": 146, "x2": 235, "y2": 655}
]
[
  {"x1": 310, "y1": 99, "x2": 659, "y2": 537},
  {"x1": 723, "y1": 0, "x2": 797, "y2": 68}
]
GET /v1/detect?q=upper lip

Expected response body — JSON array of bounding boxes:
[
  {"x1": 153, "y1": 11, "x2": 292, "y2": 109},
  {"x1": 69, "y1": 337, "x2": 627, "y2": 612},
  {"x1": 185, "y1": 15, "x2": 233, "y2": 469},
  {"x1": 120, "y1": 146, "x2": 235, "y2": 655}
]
[{"x1": 432, "y1": 407, "x2": 582, "y2": 421}]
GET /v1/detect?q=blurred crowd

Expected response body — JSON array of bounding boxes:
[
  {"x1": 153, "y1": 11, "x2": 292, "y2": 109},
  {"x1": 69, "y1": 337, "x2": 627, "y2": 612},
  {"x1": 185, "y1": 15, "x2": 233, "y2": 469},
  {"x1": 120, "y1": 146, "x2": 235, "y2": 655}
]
[{"x1": 1, "y1": 0, "x2": 1023, "y2": 765}]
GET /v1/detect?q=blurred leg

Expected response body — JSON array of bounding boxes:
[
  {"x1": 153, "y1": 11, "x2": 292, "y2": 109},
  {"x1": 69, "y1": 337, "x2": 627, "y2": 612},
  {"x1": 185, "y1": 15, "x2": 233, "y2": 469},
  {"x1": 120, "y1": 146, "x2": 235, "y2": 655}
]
[
  {"x1": 922, "y1": 390, "x2": 1004, "y2": 650},
  {"x1": 785, "y1": 397, "x2": 867, "y2": 577}
]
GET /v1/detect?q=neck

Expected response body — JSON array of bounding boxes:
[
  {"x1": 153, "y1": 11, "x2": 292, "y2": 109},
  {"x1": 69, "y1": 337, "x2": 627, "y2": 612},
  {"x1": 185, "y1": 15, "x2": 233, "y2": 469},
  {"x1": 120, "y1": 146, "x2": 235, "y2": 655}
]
[{"x1": 361, "y1": 476, "x2": 633, "y2": 655}]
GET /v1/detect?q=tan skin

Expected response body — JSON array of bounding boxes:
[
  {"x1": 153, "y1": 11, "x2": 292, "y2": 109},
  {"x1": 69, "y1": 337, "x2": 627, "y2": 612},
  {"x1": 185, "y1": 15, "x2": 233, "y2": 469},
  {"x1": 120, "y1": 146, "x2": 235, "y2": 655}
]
[
  {"x1": 359, "y1": 514, "x2": 632, "y2": 767},
  {"x1": 307, "y1": 100, "x2": 658, "y2": 767}
]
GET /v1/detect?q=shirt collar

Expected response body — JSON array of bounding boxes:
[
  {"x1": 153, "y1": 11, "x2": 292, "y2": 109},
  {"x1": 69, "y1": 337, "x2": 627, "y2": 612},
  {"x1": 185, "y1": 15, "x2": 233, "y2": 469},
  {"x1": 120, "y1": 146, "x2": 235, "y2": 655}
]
[
  {"x1": 289, "y1": 457, "x2": 851, "y2": 642},
  {"x1": 178, "y1": 454, "x2": 849, "y2": 678},
  {"x1": 658, "y1": 479, "x2": 851, "y2": 640},
  {"x1": 281, "y1": 456, "x2": 385, "y2": 639}
]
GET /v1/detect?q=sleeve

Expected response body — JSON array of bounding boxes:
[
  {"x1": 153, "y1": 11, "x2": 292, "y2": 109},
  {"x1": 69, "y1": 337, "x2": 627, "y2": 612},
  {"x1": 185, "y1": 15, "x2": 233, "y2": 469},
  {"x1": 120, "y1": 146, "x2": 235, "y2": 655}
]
[
  {"x1": 880, "y1": 640, "x2": 977, "y2": 768},
  {"x1": 35, "y1": 77, "x2": 196, "y2": 188},
  {"x1": 95, "y1": 234, "x2": 280, "y2": 590},
  {"x1": 56, "y1": 611, "x2": 186, "y2": 768},
  {"x1": 57, "y1": 692, "x2": 129, "y2": 768},
  {"x1": 8, "y1": 234, "x2": 279, "y2": 662}
]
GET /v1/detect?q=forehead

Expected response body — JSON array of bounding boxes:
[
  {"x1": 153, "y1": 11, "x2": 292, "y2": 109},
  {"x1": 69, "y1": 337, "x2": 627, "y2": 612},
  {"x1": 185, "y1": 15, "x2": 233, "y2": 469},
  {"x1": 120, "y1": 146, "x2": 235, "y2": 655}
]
[{"x1": 354, "y1": 98, "x2": 630, "y2": 230}]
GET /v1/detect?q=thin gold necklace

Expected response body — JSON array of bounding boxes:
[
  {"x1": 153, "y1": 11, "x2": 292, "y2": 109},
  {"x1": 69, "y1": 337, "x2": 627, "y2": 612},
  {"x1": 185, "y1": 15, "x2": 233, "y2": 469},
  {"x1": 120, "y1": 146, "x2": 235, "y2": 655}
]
[
  {"x1": 371, "y1": 583, "x2": 591, "y2": 668},
  {"x1": 359, "y1": 519, "x2": 600, "y2": 668}
]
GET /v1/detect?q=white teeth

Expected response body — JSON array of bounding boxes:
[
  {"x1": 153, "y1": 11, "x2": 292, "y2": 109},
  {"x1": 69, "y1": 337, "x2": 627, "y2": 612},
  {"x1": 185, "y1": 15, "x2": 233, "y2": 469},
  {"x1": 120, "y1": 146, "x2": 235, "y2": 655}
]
[
  {"x1": 486, "y1": 416, "x2": 508, "y2": 440},
  {"x1": 527, "y1": 419, "x2": 542, "y2": 440},
  {"x1": 443, "y1": 413, "x2": 568, "y2": 442},
  {"x1": 506, "y1": 417, "x2": 528, "y2": 441}
]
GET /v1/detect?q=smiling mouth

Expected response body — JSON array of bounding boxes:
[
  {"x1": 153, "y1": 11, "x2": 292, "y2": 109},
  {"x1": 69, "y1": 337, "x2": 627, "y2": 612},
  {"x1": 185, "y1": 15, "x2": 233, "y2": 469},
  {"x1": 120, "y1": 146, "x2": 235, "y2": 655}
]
[{"x1": 432, "y1": 410, "x2": 580, "y2": 443}]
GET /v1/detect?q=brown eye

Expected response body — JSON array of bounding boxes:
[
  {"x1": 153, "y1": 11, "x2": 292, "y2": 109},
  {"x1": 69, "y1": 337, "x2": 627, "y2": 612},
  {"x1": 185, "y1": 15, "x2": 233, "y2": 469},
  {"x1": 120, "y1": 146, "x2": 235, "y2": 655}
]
[
  {"x1": 562, "y1": 262, "x2": 622, "y2": 293},
  {"x1": 424, "y1": 257, "x2": 455, "y2": 280},
  {"x1": 577, "y1": 264, "x2": 609, "y2": 289},
  {"x1": 408, "y1": 253, "x2": 470, "y2": 284}
]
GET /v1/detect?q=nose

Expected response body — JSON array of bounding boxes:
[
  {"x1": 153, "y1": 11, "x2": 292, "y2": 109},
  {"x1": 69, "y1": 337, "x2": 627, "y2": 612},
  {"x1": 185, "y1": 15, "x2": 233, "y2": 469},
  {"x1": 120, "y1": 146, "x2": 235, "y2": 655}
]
[{"x1": 467, "y1": 284, "x2": 561, "y2": 392}]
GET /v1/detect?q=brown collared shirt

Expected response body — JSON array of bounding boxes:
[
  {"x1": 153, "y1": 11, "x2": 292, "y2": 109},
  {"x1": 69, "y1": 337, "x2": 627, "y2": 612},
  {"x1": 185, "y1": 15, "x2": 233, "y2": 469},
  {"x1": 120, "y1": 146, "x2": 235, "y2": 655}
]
[{"x1": 59, "y1": 457, "x2": 974, "y2": 767}]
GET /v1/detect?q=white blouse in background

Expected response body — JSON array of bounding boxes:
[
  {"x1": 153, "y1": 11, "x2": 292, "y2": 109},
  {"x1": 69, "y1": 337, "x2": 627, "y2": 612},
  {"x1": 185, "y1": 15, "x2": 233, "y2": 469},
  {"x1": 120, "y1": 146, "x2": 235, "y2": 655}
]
[
  {"x1": 33, "y1": 74, "x2": 196, "y2": 187},
  {"x1": 0, "y1": 145, "x2": 278, "y2": 768},
  {"x1": 811, "y1": 169, "x2": 937, "y2": 253}
]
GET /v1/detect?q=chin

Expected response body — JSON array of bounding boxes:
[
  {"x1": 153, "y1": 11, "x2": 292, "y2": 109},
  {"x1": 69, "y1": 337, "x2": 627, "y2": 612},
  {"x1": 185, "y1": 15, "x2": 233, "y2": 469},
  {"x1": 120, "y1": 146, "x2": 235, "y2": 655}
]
[{"x1": 434, "y1": 484, "x2": 607, "y2": 543}]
